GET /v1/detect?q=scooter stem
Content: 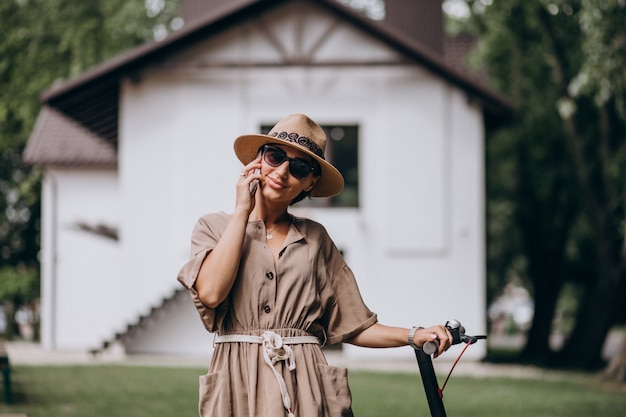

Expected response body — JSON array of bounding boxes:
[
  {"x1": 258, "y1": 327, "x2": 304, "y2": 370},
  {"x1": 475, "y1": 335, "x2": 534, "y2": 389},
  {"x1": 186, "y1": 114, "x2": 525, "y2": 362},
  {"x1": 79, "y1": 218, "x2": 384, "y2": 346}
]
[{"x1": 415, "y1": 348, "x2": 446, "y2": 417}]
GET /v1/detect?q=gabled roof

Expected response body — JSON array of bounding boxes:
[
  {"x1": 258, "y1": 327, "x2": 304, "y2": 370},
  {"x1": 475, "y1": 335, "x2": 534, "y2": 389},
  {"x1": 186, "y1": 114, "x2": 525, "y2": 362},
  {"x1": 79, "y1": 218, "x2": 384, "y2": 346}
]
[
  {"x1": 29, "y1": 0, "x2": 509, "y2": 166},
  {"x1": 23, "y1": 106, "x2": 117, "y2": 167}
]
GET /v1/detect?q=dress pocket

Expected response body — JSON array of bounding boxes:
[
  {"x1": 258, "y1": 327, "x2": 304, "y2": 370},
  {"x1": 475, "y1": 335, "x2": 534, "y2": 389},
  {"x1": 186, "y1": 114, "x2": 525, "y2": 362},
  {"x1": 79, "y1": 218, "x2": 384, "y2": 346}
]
[
  {"x1": 198, "y1": 369, "x2": 231, "y2": 417},
  {"x1": 316, "y1": 363, "x2": 355, "y2": 417}
]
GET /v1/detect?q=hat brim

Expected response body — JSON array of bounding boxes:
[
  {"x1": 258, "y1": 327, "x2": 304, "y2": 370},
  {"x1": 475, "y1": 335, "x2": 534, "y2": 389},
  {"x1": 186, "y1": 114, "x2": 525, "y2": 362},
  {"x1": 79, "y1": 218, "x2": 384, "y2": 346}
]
[{"x1": 234, "y1": 134, "x2": 344, "y2": 198}]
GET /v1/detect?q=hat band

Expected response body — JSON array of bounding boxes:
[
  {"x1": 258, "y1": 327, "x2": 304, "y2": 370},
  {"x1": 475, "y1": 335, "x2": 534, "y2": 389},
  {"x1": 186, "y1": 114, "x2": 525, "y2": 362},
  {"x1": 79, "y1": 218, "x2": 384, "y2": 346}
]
[{"x1": 269, "y1": 131, "x2": 325, "y2": 159}]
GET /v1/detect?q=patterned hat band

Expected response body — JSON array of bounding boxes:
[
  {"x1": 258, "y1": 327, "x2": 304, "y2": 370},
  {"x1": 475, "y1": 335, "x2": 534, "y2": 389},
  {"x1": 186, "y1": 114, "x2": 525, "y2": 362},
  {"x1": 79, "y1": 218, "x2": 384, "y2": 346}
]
[{"x1": 269, "y1": 131, "x2": 325, "y2": 159}]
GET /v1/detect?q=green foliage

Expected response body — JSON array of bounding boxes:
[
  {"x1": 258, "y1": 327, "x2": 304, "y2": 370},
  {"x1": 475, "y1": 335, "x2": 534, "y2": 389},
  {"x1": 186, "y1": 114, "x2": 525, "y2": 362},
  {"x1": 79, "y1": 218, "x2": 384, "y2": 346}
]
[
  {"x1": 0, "y1": 267, "x2": 38, "y2": 302},
  {"x1": 0, "y1": 266, "x2": 38, "y2": 339},
  {"x1": 576, "y1": 0, "x2": 626, "y2": 116}
]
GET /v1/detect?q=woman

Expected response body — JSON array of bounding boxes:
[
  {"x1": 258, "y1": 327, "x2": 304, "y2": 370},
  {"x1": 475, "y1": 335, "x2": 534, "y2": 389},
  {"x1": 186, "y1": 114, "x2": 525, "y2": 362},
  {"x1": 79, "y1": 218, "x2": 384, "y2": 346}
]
[{"x1": 177, "y1": 113, "x2": 452, "y2": 417}]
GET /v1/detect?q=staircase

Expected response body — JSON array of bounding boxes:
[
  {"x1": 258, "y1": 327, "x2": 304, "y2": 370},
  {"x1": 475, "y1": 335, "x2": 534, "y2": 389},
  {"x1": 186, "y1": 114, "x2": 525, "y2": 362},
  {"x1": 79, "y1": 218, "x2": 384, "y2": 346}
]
[{"x1": 89, "y1": 287, "x2": 188, "y2": 357}]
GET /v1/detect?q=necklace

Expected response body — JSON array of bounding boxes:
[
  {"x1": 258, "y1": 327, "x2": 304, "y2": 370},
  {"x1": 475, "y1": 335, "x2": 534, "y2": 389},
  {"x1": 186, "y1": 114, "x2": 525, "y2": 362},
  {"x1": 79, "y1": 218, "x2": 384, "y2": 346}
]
[
  {"x1": 266, "y1": 223, "x2": 279, "y2": 240},
  {"x1": 265, "y1": 215, "x2": 289, "y2": 240}
]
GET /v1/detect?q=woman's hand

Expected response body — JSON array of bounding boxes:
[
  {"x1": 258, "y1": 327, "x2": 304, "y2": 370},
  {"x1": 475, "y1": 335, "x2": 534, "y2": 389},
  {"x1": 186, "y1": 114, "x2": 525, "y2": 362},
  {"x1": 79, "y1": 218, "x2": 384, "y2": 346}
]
[
  {"x1": 196, "y1": 156, "x2": 263, "y2": 309},
  {"x1": 236, "y1": 157, "x2": 262, "y2": 214},
  {"x1": 413, "y1": 325, "x2": 453, "y2": 358}
]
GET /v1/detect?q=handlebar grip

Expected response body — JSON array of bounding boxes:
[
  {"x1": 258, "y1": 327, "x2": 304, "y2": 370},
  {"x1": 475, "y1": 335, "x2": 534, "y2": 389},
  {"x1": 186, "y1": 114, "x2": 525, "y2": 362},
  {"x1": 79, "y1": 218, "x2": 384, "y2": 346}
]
[{"x1": 422, "y1": 339, "x2": 440, "y2": 355}]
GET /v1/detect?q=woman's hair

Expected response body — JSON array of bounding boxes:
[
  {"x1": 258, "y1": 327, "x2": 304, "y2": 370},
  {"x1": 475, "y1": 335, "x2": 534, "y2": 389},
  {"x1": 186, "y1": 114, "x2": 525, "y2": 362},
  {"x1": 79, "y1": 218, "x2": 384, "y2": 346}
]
[
  {"x1": 290, "y1": 190, "x2": 310, "y2": 205},
  {"x1": 290, "y1": 159, "x2": 321, "y2": 205}
]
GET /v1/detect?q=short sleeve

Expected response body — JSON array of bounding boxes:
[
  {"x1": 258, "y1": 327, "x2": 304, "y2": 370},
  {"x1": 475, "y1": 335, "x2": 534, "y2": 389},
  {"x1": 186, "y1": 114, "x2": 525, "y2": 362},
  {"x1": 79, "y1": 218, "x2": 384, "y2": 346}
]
[
  {"x1": 176, "y1": 212, "x2": 229, "y2": 332},
  {"x1": 313, "y1": 227, "x2": 377, "y2": 345},
  {"x1": 324, "y1": 264, "x2": 378, "y2": 345}
]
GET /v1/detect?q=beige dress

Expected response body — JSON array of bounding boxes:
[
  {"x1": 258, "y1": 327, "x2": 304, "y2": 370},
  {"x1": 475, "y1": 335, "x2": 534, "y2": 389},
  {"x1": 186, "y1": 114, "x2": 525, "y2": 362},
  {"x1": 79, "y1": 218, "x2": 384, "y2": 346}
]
[{"x1": 177, "y1": 212, "x2": 378, "y2": 417}]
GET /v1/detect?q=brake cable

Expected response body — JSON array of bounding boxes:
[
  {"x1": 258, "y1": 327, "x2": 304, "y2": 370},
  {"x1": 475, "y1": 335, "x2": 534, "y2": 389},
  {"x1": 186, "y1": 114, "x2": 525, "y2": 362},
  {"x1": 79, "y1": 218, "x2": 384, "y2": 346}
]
[{"x1": 438, "y1": 341, "x2": 473, "y2": 397}]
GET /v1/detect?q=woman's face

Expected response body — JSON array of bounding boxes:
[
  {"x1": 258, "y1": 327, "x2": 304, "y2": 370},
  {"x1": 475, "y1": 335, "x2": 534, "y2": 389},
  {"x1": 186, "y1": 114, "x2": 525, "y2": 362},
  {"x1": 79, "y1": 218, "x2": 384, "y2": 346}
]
[{"x1": 260, "y1": 144, "x2": 318, "y2": 203}]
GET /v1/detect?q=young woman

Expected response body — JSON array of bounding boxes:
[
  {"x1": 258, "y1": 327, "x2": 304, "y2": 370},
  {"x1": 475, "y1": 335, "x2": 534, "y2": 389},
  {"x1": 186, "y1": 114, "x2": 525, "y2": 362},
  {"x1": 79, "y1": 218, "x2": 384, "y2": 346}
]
[{"x1": 177, "y1": 113, "x2": 452, "y2": 417}]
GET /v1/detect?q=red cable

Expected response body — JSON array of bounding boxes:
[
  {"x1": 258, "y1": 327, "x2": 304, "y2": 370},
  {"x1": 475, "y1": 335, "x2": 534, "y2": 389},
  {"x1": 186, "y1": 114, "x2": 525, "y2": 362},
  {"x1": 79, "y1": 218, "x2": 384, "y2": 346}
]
[{"x1": 438, "y1": 341, "x2": 472, "y2": 397}]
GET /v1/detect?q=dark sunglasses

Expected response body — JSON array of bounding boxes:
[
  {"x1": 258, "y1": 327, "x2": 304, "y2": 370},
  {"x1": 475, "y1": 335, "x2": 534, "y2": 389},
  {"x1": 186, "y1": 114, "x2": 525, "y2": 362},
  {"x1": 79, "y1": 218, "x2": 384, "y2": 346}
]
[{"x1": 262, "y1": 145, "x2": 318, "y2": 180}]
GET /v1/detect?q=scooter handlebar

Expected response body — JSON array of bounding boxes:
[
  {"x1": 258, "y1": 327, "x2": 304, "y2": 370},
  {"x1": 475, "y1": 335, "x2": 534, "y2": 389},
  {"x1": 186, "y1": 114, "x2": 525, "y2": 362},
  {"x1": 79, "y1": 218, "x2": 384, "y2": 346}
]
[{"x1": 422, "y1": 319, "x2": 486, "y2": 355}]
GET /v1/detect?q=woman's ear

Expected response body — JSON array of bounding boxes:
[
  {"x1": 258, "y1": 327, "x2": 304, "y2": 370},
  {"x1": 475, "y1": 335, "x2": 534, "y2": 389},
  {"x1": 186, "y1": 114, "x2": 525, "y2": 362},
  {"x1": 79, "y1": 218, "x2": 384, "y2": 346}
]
[{"x1": 305, "y1": 178, "x2": 318, "y2": 192}]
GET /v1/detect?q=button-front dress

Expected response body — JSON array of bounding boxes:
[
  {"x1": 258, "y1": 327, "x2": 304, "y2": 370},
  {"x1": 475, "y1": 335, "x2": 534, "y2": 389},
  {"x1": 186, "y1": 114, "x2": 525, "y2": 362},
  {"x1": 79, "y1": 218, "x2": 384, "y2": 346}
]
[{"x1": 177, "y1": 212, "x2": 378, "y2": 417}]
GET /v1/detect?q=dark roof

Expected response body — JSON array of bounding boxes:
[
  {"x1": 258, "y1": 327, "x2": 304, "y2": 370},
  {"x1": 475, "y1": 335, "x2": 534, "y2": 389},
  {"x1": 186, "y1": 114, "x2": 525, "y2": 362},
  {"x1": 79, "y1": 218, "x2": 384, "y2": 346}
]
[
  {"x1": 444, "y1": 33, "x2": 487, "y2": 84},
  {"x1": 30, "y1": 0, "x2": 509, "y2": 166},
  {"x1": 23, "y1": 106, "x2": 117, "y2": 166}
]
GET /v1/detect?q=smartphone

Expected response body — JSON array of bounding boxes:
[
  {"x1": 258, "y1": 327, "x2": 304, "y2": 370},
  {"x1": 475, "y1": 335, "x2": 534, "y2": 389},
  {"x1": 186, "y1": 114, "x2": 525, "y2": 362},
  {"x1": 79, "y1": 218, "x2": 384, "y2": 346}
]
[{"x1": 249, "y1": 148, "x2": 263, "y2": 195}]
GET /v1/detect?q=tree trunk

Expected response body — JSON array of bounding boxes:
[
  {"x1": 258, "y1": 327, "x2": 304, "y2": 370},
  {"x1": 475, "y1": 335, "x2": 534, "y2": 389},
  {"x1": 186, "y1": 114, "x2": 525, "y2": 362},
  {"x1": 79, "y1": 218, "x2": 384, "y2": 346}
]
[
  {"x1": 556, "y1": 265, "x2": 621, "y2": 369},
  {"x1": 3, "y1": 301, "x2": 16, "y2": 340},
  {"x1": 520, "y1": 264, "x2": 562, "y2": 362},
  {"x1": 514, "y1": 143, "x2": 575, "y2": 364}
]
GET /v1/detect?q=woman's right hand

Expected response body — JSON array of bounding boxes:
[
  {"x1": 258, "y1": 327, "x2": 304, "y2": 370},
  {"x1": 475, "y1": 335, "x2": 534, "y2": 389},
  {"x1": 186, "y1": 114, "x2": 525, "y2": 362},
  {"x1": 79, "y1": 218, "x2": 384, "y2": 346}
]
[
  {"x1": 235, "y1": 157, "x2": 262, "y2": 214},
  {"x1": 196, "y1": 157, "x2": 263, "y2": 308}
]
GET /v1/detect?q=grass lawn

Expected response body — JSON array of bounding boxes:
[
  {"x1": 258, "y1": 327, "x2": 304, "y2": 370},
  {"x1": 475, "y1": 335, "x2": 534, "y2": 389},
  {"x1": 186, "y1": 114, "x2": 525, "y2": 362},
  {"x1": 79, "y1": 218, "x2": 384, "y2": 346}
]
[{"x1": 1, "y1": 364, "x2": 625, "y2": 417}]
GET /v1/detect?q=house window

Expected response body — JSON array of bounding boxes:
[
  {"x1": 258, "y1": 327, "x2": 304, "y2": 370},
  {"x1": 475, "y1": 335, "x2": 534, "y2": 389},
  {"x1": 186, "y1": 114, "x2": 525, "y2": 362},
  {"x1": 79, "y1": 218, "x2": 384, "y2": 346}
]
[{"x1": 260, "y1": 124, "x2": 359, "y2": 207}]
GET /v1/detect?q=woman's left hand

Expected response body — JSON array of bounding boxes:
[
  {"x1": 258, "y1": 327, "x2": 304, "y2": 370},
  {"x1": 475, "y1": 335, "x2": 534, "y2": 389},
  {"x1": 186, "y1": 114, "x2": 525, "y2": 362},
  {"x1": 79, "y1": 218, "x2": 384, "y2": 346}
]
[{"x1": 413, "y1": 325, "x2": 453, "y2": 358}]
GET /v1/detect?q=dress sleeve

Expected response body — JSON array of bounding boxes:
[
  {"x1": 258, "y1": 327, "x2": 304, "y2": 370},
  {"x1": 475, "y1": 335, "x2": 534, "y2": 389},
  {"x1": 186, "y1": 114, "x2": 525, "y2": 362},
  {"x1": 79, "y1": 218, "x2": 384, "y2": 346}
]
[
  {"x1": 319, "y1": 232, "x2": 378, "y2": 345},
  {"x1": 176, "y1": 213, "x2": 229, "y2": 332}
]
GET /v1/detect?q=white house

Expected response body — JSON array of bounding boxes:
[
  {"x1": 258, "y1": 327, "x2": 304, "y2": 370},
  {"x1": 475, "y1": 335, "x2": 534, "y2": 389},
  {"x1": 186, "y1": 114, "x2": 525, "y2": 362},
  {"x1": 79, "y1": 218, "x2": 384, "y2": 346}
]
[{"x1": 24, "y1": 0, "x2": 508, "y2": 361}]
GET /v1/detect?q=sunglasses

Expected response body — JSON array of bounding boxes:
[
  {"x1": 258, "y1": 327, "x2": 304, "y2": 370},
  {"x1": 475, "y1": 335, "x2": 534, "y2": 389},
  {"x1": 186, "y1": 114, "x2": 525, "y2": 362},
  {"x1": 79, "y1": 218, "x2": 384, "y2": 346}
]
[{"x1": 262, "y1": 145, "x2": 318, "y2": 180}]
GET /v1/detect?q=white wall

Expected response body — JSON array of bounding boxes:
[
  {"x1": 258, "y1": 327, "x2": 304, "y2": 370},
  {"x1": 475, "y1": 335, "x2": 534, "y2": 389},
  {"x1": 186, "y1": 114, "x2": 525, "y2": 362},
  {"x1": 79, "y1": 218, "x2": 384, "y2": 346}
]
[{"x1": 40, "y1": 168, "x2": 121, "y2": 350}]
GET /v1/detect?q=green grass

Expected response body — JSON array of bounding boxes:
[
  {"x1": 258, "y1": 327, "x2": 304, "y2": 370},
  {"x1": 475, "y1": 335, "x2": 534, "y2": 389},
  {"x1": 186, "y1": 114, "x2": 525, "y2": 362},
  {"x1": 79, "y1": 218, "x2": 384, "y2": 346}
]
[
  {"x1": 1, "y1": 365, "x2": 201, "y2": 417},
  {"x1": 1, "y1": 365, "x2": 625, "y2": 417},
  {"x1": 349, "y1": 371, "x2": 626, "y2": 417}
]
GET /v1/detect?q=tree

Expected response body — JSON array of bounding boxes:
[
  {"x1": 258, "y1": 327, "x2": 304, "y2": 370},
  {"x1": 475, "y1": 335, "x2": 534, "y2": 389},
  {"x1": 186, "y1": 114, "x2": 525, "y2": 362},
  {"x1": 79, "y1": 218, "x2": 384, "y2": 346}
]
[
  {"x1": 553, "y1": 0, "x2": 626, "y2": 375},
  {"x1": 0, "y1": 0, "x2": 179, "y2": 338},
  {"x1": 0, "y1": 267, "x2": 39, "y2": 339},
  {"x1": 454, "y1": 0, "x2": 626, "y2": 375}
]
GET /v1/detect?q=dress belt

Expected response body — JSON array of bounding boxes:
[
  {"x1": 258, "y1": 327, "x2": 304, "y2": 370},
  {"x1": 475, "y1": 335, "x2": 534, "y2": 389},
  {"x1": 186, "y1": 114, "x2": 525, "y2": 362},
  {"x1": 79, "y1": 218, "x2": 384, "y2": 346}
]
[{"x1": 214, "y1": 331, "x2": 319, "y2": 417}]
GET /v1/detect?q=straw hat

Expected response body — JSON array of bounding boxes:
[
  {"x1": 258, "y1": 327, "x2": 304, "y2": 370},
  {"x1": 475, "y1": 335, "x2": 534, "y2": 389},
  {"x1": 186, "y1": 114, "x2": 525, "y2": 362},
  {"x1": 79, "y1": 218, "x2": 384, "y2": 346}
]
[{"x1": 233, "y1": 114, "x2": 344, "y2": 197}]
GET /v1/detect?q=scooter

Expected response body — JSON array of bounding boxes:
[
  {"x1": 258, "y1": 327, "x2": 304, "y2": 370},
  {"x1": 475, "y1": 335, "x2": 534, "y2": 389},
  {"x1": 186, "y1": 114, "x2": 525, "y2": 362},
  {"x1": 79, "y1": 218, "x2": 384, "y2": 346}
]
[{"x1": 414, "y1": 320, "x2": 487, "y2": 417}]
